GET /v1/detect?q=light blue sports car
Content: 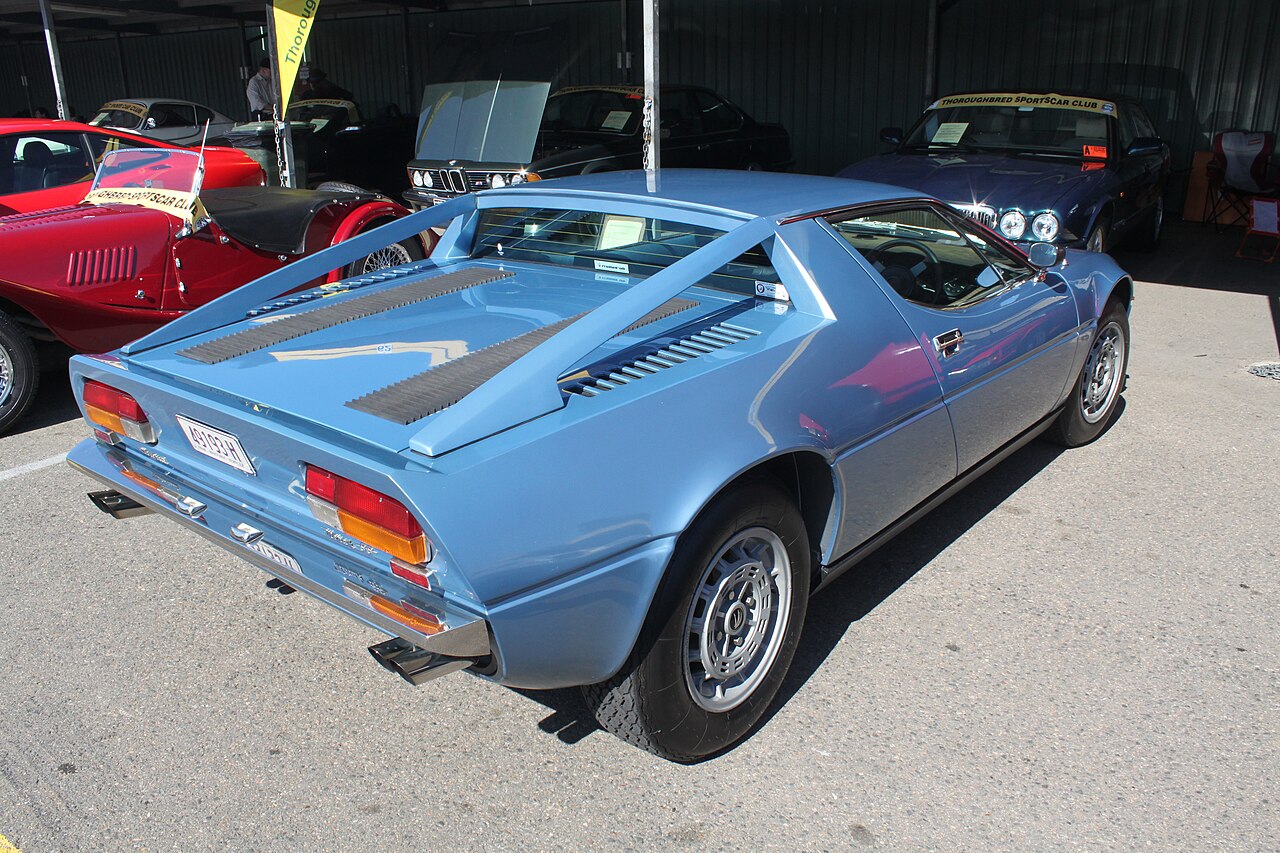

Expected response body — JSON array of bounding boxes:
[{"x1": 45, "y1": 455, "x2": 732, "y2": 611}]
[{"x1": 66, "y1": 170, "x2": 1133, "y2": 760}]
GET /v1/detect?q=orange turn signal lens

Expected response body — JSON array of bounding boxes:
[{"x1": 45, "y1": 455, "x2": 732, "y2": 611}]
[
  {"x1": 85, "y1": 404, "x2": 126, "y2": 435},
  {"x1": 337, "y1": 509, "x2": 428, "y2": 565},
  {"x1": 369, "y1": 595, "x2": 444, "y2": 635}
]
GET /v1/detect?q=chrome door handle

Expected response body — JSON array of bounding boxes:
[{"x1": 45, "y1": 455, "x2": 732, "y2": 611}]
[{"x1": 933, "y1": 328, "x2": 964, "y2": 358}]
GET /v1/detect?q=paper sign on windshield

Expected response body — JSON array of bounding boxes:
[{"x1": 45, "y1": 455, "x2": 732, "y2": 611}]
[
  {"x1": 931, "y1": 122, "x2": 969, "y2": 144},
  {"x1": 84, "y1": 187, "x2": 209, "y2": 227},
  {"x1": 1083, "y1": 144, "x2": 1108, "y2": 159},
  {"x1": 98, "y1": 101, "x2": 148, "y2": 118},
  {"x1": 598, "y1": 215, "x2": 646, "y2": 250},
  {"x1": 600, "y1": 110, "x2": 631, "y2": 131}
]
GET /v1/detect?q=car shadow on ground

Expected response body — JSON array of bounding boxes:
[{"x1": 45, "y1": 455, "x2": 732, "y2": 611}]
[
  {"x1": 1112, "y1": 219, "x2": 1280, "y2": 357},
  {"x1": 511, "y1": 432, "x2": 1078, "y2": 756}
]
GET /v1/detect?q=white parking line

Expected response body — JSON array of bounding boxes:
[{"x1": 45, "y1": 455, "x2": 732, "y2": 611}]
[{"x1": 0, "y1": 453, "x2": 67, "y2": 483}]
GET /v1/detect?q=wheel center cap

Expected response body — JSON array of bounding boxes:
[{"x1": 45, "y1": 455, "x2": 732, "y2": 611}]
[{"x1": 725, "y1": 602, "x2": 747, "y2": 634}]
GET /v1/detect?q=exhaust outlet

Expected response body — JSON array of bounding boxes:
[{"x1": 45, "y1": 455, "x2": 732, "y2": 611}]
[
  {"x1": 368, "y1": 637, "x2": 473, "y2": 686},
  {"x1": 87, "y1": 489, "x2": 153, "y2": 519}
]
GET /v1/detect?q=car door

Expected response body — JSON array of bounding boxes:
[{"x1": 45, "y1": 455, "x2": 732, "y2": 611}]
[
  {"x1": 690, "y1": 89, "x2": 747, "y2": 167},
  {"x1": 1112, "y1": 106, "x2": 1164, "y2": 232},
  {"x1": 827, "y1": 203, "x2": 1081, "y2": 472},
  {"x1": 657, "y1": 90, "x2": 705, "y2": 166}
]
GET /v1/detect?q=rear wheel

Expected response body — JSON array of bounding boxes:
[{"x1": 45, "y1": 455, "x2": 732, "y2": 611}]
[
  {"x1": 1085, "y1": 213, "x2": 1110, "y2": 253},
  {"x1": 315, "y1": 180, "x2": 372, "y2": 195},
  {"x1": 1046, "y1": 298, "x2": 1129, "y2": 447},
  {"x1": 342, "y1": 223, "x2": 427, "y2": 278},
  {"x1": 1127, "y1": 195, "x2": 1164, "y2": 251},
  {"x1": 0, "y1": 310, "x2": 38, "y2": 435},
  {"x1": 583, "y1": 479, "x2": 810, "y2": 761}
]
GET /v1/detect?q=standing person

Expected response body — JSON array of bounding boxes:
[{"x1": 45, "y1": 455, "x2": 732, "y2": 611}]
[
  {"x1": 246, "y1": 57, "x2": 273, "y2": 121},
  {"x1": 306, "y1": 70, "x2": 352, "y2": 102}
]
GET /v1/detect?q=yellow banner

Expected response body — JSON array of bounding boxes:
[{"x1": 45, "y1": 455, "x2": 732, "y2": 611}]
[
  {"x1": 98, "y1": 100, "x2": 148, "y2": 118},
  {"x1": 84, "y1": 187, "x2": 209, "y2": 228},
  {"x1": 932, "y1": 92, "x2": 1118, "y2": 115},
  {"x1": 273, "y1": 0, "x2": 321, "y2": 108}
]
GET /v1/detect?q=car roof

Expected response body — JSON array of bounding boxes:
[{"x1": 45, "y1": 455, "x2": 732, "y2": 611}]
[
  {"x1": 0, "y1": 118, "x2": 176, "y2": 145},
  {"x1": 494, "y1": 169, "x2": 921, "y2": 221}
]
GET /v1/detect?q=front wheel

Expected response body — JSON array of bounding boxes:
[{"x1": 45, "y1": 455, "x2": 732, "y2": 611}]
[
  {"x1": 1085, "y1": 213, "x2": 1110, "y2": 253},
  {"x1": 1046, "y1": 299, "x2": 1129, "y2": 447},
  {"x1": 583, "y1": 480, "x2": 810, "y2": 760},
  {"x1": 0, "y1": 310, "x2": 39, "y2": 435}
]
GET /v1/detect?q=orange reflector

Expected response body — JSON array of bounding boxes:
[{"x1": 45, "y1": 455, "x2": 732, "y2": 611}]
[
  {"x1": 369, "y1": 595, "x2": 444, "y2": 635},
  {"x1": 85, "y1": 404, "x2": 125, "y2": 435},
  {"x1": 338, "y1": 509, "x2": 427, "y2": 564}
]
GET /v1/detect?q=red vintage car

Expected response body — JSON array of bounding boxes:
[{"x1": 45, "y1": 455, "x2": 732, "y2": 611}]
[
  {"x1": 0, "y1": 147, "x2": 431, "y2": 433},
  {"x1": 0, "y1": 118, "x2": 264, "y2": 215}
]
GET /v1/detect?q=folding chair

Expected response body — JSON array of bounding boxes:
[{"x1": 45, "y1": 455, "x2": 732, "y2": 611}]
[
  {"x1": 1236, "y1": 197, "x2": 1280, "y2": 262},
  {"x1": 1206, "y1": 130, "x2": 1278, "y2": 231}
]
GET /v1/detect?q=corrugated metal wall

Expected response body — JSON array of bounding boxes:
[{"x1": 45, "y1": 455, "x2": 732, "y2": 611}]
[{"x1": 2, "y1": 0, "x2": 1277, "y2": 190}]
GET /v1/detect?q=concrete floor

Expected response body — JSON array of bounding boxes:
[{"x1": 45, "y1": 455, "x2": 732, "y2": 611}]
[{"x1": 0, "y1": 222, "x2": 1276, "y2": 851}]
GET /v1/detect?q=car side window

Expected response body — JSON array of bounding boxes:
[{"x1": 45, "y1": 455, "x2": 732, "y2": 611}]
[
  {"x1": 151, "y1": 103, "x2": 196, "y2": 128},
  {"x1": 828, "y1": 206, "x2": 1010, "y2": 309},
  {"x1": 660, "y1": 91, "x2": 703, "y2": 138},
  {"x1": 193, "y1": 106, "x2": 215, "y2": 127},
  {"x1": 7, "y1": 132, "x2": 93, "y2": 192},
  {"x1": 694, "y1": 91, "x2": 741, "y2": 134},
  {"x1": 1131, "y1": 105, "x2": 1158, "y2": 139},
  {"x1": 1117, "y1": 110, "x2": 1138, "y2": 150}
]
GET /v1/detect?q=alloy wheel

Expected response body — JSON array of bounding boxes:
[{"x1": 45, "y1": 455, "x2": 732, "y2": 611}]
[{"x1": 1081, "y1": 320, "x2": 1125, "y2": 423}]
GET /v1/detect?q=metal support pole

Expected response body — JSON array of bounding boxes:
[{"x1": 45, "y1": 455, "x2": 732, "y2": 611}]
[
  {"x1": 264, "y1": 2, "x2": 298, "y2": 188},
  {"x1": 642, "y1": 0, "x2": 660, "y2": 185},
  {"x1": 36, "y1": 0, "x2": 69, "y2": 119},
  {"x1": 924, "y1": 0, "x2": 938, "y2": 105},
  {"x1": 115, "y1": 32, "x2": 130, "y2": 97},
  {"x1": 15, "y1": 40, "x2": 34, "y2": 116}
]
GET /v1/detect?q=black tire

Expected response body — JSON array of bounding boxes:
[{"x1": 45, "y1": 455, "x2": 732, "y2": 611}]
[
  {"x1": 1085, "y1": 212, "x2": 1110, "y2": 253},
  {"x1": 582, "y1": 479, "x2": 810, "y2": 761},
  {"x1": 0, "y1": 310, "x2": 39, "y2": 435},
  {"x1": 1126, "y1": 194, "x2": 1165, "y2": 252},
  {"x1": 1046, "y1": 299, "x2": 1129, "y2": 447},
  {"x1": 315, "y1": 180, "x2": 373, "y2": 195},
  {"x1": 341, "y1": 223, "x2": 427, "y2": 278}
]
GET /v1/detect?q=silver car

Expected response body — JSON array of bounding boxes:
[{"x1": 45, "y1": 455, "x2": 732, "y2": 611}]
[{"x1": 89, "y1": 98, "x2": 236, "y2": 146}]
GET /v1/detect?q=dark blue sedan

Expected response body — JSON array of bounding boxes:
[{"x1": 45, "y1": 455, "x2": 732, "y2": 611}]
[{"x1": 839, "y1": 92, "x2": 1170, "y2": 253}]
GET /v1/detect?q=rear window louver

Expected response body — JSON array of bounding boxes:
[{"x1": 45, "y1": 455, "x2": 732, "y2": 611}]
[
  {"x1": 246, "y1": 261, "x2": 433, "y2": 318},
  {"x1": 561, "y1": 321, "x2": 759, "y2": 398}
]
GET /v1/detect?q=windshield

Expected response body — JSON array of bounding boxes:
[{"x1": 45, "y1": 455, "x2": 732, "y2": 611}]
[
  {"x1": 471, "y1": 207, "x2": 777, "y2": 294},
  {"x1": 287, "y1": 100, "x2": 357, "y2": 134},
  {"x1": 541, "y1": 90, "x2": 642, "y2": 135},
  {"x1": 90, "y1": 148, "x2": 204, "y2": 195},
  {"x1": 904, "y1": 103, "x2": 1114, "y2": 159},
  {"x1": 90, "y1": 104, "x2": 146, "y2": 130}
]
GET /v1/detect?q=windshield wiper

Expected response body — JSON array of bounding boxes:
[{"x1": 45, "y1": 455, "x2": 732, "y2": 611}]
[{"x1": 904, "y1": 142, "x2": 987, "y2": 155}]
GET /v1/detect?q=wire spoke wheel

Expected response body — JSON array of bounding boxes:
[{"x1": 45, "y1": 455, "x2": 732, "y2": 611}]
[
  {"x1": 684, "y1": 526, "x2": 792, "y2": 712},
  {"x1": 355, "y1": 242, "x2": 413, "y2": 274},
  {"x1": 1081, "y1": 320, "x2": 1125, "y2": 423}
]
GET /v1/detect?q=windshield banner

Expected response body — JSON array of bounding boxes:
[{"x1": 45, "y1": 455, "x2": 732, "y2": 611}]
[
  {"x1": 83, "y1": 187, "x2": 209, "y2": 227},
  {"x1": 292, "y1": 98, "x2": 360, "y2": 120},
  {"x1": 273, "y1": 0, "x2": 321, "y2": 108},
  {"x1": 98, "y1": 101, "x2": 148, "y2": 118},
  {"x1": 931, "y1": 93, "x2": 1118, "y2": 115}
]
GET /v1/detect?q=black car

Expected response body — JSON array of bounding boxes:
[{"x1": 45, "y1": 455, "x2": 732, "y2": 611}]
[
  {"x1": 288, "y1": 99, "x2": 417, "y2": 195},
  {"x1": 403, "y1": 84, "x2": 791, "y2": 209}
]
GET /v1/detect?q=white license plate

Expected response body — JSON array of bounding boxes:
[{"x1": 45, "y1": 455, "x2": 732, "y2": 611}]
[
  {"x1": 245, "y1": 539, "x2": 302, "y2": 573},
  {"x1": 176, "y1": 415, "x2": 256, "y2": 475}
]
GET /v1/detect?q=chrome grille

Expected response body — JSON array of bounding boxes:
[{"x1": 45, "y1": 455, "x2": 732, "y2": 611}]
[
  {"x1": 563, "y1": 322, "x2": 760, "y2": 398},
  {"x1": 954, "y1": 203, "x2": 998, "y2": 230}
]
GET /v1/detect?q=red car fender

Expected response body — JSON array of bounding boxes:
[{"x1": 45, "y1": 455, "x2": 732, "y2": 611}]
[{"x1": 323, "y1": 199, "x2": 436, "y2": 283}]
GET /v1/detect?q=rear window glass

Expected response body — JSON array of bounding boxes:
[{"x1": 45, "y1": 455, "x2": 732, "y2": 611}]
[{"x1": 471, "y1": 207, "x2": 777, "y2": 294}]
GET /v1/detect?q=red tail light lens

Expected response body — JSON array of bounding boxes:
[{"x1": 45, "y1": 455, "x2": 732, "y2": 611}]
[
  {"x1": 304, "y1": 465, "x2": 429, "y2": 564},
  {"x1": 82, "y1": 379, "x2": 155, "y2": 443}
]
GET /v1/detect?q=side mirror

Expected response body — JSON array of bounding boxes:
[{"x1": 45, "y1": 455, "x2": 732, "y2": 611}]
[
  {"x1": 880, "y1": 126, "x2": 903, "y2": 146},
  {"x1": 1126, "y1": 137, "x2": 1163, "y2": 157},
  {"x1": 144, "y1": 117, "x2": 157, "y2": 130},
  {"x1": 1027, "y1": 241, "x2": 1065, "y2": 268}
]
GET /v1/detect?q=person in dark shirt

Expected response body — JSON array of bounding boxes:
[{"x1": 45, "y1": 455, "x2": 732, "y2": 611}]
[{"x1": 306, "y1": 69, "x2": 353, "y2": 102}]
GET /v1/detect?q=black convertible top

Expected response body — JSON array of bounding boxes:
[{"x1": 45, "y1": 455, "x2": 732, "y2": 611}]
[{"x1": 201, "y1": 186, "x2": 378, "y2": 255}]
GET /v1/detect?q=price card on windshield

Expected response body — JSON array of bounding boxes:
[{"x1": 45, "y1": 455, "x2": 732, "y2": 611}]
[{"x1": 931, "y1": 122, "x2": 969, "y2": 144}]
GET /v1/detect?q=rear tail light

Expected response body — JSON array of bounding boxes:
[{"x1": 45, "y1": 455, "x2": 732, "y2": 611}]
[
  {"x1": 82, "y1": 379, "x2": 156, "y2": 443},
  {"x1": 342, "y1": 581, "x2": 444, "y2": 635},
  {"x1": 305, "y1": 465, "x2": 430, "y2": 565}
]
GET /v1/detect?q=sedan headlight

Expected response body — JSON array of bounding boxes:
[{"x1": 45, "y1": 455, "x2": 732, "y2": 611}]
[
  {"x1": 998, "y1": 210, "x2": 1027, "y2": 240},
  {"x1": 410, "y1": 170, "x2": 423, "y2": 187},
  {"x1": 1031, "y1": 212, "x2": 1060, "y2": 242},
  {"x1": 489, "y1": 173, "x2": 507, "y2": 189},
  {"x1": 422, "y1": 170, "x2": 433, "y2": 188}
]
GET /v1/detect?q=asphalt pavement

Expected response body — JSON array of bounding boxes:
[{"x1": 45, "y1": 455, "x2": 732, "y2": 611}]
[{"x1": 0, "y1": 225, "x2": 1276, "y2": 851}]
